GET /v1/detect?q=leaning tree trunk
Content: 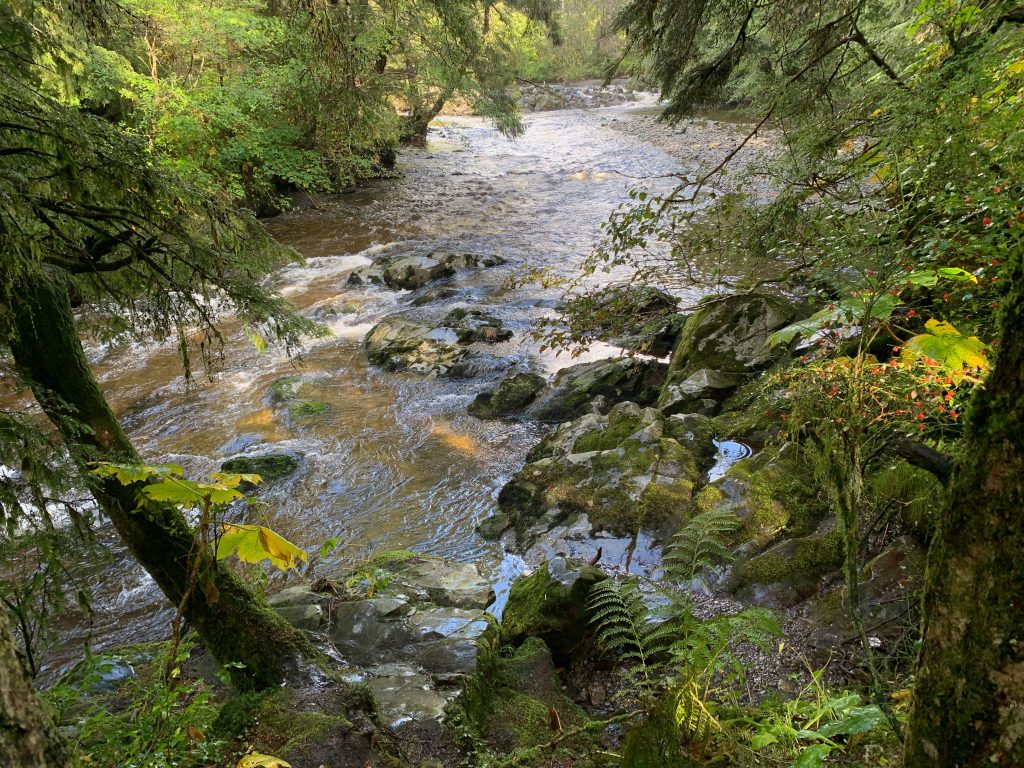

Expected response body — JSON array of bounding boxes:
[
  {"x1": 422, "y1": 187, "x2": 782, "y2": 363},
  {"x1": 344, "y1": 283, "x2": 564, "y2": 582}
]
[
  {"x1": 0, "y1": 611, "x2": 75, "y2": 768},
  {"x1": 8, "y1": 268, "x2": 315, "y2": 690},
  {"x1": 904, "y1": 244, "x2": 1024, "y2": 766}
]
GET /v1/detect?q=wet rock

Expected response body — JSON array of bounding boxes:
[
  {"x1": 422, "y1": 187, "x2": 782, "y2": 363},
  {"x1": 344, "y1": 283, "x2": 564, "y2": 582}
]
[
  {"x1": 383, "y1": 556, "x2": 495, "y2": 609},
  {"x1": 499, "y1": 402, "x2": 707, "y2": 545},
  {"x1": 364, "y1": 318, "x2": 468, "y2": 376},
  {"x1": 660, "y1": 293, "x2": 800, "y2": 409},
  {"x1": 660, "y1": 368, "x2": 743, "y2": 416},
  {"x1": 346, "y1": 264, "x2": 386, "y2": 286},
  {"x1": 267, "y1": 586, "x2": 324, "y2": 631},
  {"x1": 523, "y1": 356, "x2": 668, "y2": 422},
  {"x1": 383, "y1": 255, "x2": 456, "y2": 290},
  {"x1": 731, "y1": 523, "x2": 844, "y2": 608},
  {"x1": 331, "y1": 599, "x2": 417, "y2": 665},
  {"x1": 468, "y1": 371, "x2": 546, "y2": 419},
  {"x1": 475, "y1": 511, "x2": 511, "y2": 539},
  {"x1": 407, "y1": 286, "x2": 461, "y2": 306},
  {"x1": 220, "y1": 453, "x2": 300, "y2": 490},
  {"x1": 356, "y1": 665, "x2": 453, "y2": 734},
  {"x1": 501, "y1": 558, "x2": 608, "y2": 658},
  {"x1": 347, "y1": 250, "x2": 506, "y2": 291},
  {"x1": 442, "y1": 308, "x2": 513, "y2": 344}
]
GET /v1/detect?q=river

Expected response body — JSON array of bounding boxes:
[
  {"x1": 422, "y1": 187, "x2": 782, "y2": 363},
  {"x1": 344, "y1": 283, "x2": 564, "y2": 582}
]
[{"x1": 39, "y1": 99, "x2": 726, "y2": 679}]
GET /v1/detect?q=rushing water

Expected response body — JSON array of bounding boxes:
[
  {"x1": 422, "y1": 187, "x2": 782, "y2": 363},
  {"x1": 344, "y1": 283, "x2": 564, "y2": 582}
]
[{"x1": 32, "y1": 100, "x2": 718, "y2": 678}]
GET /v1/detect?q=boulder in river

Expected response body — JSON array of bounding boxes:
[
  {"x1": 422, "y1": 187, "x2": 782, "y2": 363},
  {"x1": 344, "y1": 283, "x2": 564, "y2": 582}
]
[
  {"x1": 468, "y1": 371, "x2": 546, "y2": 419},
  {"x1": 220, "y1": 453, "x2": 301, "y2": 491},
  {"x1": 365, "y1": 318, "x2": 468, "y2": 376},
  {"x1": 499, "y1": 401, "x2": 709, "y2": 547},
  {"x1": 522, "y1": 356, "x2": 667, "y2": 422},
  {"x1": 348, "y1": 250, "x2": 507, "y2": 291},
  {"x1": 442, "y1": 308, "x2": 513, "y2": 344}
]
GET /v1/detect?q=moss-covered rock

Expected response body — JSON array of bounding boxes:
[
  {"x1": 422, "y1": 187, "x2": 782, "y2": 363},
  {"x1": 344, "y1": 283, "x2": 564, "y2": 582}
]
[
  {"x1": 522, "y1": 357, "x2": 668, "y2": 422},
  {"x1": 220, "y1": 453, "x2": 300, "y2": 489},
  {"x1": 731, "y1": 526, "x2": 844, "y2": 607},
  {"x1": 660, "y1": 292, "x2": 801, "y2": 411},
  {"x1": 244, "y1": 684, "x2": 406, "y2": 768},
  {"x1": 501, "y1": 559, "x2": 608, "y2": 658},
  {"x1": 468, "y1": 372, "x2": 546, "y2": 419},
  {"x1": 451, "y1": 636, "x2": 597, "y2": 757},
  {"x1": 499, "y1": 403, "x2": 707, "y2": 542}
]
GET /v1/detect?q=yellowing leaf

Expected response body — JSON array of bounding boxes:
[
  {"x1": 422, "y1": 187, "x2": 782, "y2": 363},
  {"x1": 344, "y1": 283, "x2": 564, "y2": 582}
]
[
  {"x1": 210, "y1": 472, "x2": 263, "y2": 488},
  {"x1": 1007, "y1": 58, "x2": 1024, "y2": 76},
  {"x1": 237, "y1": 754, "x2": 292, "y2": 768},
  {"x1": 902, "y1": 319, "x2": 990, "y2": 373},
  {"x1": 217, "y1": 523, "x2": 308, "y2": 570}
]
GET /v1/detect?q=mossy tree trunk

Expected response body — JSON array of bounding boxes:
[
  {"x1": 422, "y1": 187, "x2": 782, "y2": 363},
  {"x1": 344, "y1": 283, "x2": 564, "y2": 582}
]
[
  {"x1": 0, "y1": 610, "x2": 74, "y2": 768},
  {"x1": 904, "y1": 245, "x2": 1024, "y2": 766},
  {"x1": 8, "y1": 268, "x2": 315, "y2": 690}
]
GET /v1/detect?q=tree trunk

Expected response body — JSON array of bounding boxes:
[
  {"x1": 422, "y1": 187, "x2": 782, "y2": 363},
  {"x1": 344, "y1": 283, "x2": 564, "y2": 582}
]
[
  {"x1": 0, "y1": 611, "x2": 75, "y2": 768},
  {"x1": 904, "y1": 245, "x2": 1024, "y2": 766},
  {"x1": 8, "y1": 268, "x2": 315, "y2": 691}
]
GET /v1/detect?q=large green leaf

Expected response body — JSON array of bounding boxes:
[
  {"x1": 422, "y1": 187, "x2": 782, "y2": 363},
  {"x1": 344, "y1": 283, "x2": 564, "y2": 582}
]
[
  {"x1": 217, "y1": 523, "x2": 308, "y2": 570},
  {"x1": 903, "y1": 319, "x2": 990, "y2": 371},
  {"x1": 792, "y1": 744, "x2": 833, "y2": 768},
  {"x1": 816, "y1": 705, "x2": 887, "y2": 738},
  {"x1": 140, "y1": 478, "x2": 244, "y2": 508},
  {"x1": 767, "y1": 295, "x2": 899, "y2": 347}
]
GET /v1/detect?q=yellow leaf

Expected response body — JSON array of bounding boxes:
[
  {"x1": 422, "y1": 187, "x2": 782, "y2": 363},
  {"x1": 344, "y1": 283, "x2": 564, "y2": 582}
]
[
  {"x1": 1007, "y1": 58, "x2": 1024, "y2": 76},
  {"x1": 902, "y1": 319, "x2": 990, "y2": 372},
  {"x1": 217, "y1": 523, "x2": 308, "y2": 570},
  {"x1": 237, "y1": 754, "x2": 292, "y2": 768}
]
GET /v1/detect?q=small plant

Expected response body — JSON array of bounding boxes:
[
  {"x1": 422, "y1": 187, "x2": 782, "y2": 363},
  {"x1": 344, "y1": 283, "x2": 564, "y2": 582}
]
[
  {"x1": 47, "y1": 639, "x2": 226, "y2": 768},
  {"x1": 662, "y1": 507, "x2": 742, "y2": 582},
  {"x1": 587, "y1": 578, "x2": 781, "y2": 764}
]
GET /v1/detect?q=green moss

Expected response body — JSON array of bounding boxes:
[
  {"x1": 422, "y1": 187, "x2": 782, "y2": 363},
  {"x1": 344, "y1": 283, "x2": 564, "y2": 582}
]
[
  {"x1": 251, "y1": 689, "x2": 354, "y2": 756},
  {"x1": 501, "y1": 564, "x2": 606, "y2": 657},
  {"x1": 736, "y1": 529, "x2": 844, "y2": 587},
  {"x1": 573, "y1": 412, "x2": 644, "y2": 453},
  {"x1": 694, "y1": 484, "x2": 727, "y2": 515},
  {"x1": 220, "y1": 454, "x2": 299, "y2": 486},
  {"x1": 287, "y1": 399, "x2": 330, "y2": 420},
  {"x1": 369, "y1": 549, "x2": 427, "y2": 566}
]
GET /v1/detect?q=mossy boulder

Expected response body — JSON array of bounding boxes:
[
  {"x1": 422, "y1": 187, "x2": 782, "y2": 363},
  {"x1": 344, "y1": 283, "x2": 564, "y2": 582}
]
[
  {"x1": 451, "y1": 636, "x2": 596, "y2": 757},
  {"x1": 660, "y1": 292, "x2": 800, "y2": 410},
  {"x1": 501, "y1": 559, "x2": 608, "y2": 658},
  {"x1": 442, "y1": 308, "x2": 513, "y2": 344},
  {"x1": 242, "y1": 684, "x2": 402, "y2": 768},
  {"x1": 522, "y1": 357, "x2": 668, "y2": 422},
  {"x1": 731, "y1": 525, "x2": 844, "y2": 607},
  {"x1": 499, "y1": 402, "x2": 708, "y2": 543},
  {"x1": 802, "y1": 535, "x2": 925, "y2": 646},
  {"x1": 219, "y1": 453, "x2": 300, "y2": 490},
  {"x1": 468, "y1": 372, "x2": 547, "y2": 419}
]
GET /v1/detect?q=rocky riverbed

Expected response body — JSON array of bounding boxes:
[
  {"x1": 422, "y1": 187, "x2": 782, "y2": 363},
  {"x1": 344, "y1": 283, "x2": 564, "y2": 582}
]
[{"x1": 46, "y1": 92, "x2": 929, "y2": 766}]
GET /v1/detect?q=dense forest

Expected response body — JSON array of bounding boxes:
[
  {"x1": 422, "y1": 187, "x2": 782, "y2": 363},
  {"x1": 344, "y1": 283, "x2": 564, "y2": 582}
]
[{"x1": 1, "y1": 0, "x2": 1022, "y2": 767}]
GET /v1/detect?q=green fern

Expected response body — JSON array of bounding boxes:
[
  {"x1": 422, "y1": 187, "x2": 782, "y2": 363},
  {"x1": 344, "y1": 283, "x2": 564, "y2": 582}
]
[
  {"x1": 587, "y1": 579, "x2": 677, "y2": 694},
  {"x1": 663, "y1": 507, "x2": 742, "y2": 582}
]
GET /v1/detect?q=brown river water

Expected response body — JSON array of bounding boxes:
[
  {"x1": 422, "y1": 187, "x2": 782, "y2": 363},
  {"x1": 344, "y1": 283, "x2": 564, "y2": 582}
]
[{"x1": 33, "y1": 101, "x2": 723, "y2": 679}]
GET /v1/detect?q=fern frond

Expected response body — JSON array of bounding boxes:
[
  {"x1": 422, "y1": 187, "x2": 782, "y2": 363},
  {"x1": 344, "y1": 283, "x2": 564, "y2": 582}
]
[
  {"x1": 663, "y1": 507, "x2": 741, "y2": 581},
  {"x1": 587, "y1": 579, "x2": 680, "y2": 693}
]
